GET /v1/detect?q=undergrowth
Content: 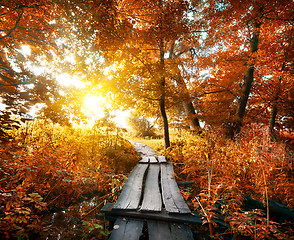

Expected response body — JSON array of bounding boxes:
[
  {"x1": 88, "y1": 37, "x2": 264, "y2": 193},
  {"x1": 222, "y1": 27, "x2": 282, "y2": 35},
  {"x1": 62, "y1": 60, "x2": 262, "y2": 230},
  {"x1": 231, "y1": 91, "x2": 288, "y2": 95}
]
[
  {"x1": 0, "y1": 119, "x2": 140, "y2": 239},
  {"x1": 163, "y1": 126, "x2": 294, "y2": 239}
]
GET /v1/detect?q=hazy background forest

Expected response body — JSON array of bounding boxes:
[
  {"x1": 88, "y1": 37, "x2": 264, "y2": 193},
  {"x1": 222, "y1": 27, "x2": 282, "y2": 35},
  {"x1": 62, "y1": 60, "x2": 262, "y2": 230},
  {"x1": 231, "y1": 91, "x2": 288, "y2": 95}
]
[{"x1": 0, "y1": 0, "x2": 293, "y2": 239}]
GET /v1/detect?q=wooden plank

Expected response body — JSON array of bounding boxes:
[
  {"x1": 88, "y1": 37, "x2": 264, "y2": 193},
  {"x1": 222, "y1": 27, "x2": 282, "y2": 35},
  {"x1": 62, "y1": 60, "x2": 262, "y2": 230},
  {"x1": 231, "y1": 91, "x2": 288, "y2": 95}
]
[
  {"x1": 113, "y1": 164, "x2": 148, "y2": 210},
  {"x1": 139, "y1": 156, "x2": 149, "y2": 163},
  {"x1": 158, "y1": 156, "x2": 167, "y2": 163},
  {"x1": 101, "y1": 203, "x2": 202, "y2": 225},
  {"x1": 140, "y1": 164, "x2": 162, "y2": 212},
  {"x1": 109, "y1": 217, "x2": 144, "y2": 240},
  {"x1": 149, "y1": 156, "x2": 158, "y2": 163},
  {"x1": 148, "y1": 221, "x2": 194, "y2": 240},
  {"x1": 161, "y1": 163, "x2": 191, "y2": 214},
  {"x1": 148, "y1": 220, "x2": 172, "y2": 240},
  {"x1": 170, "y1": 223, "x2": 194, "y2": 240}
]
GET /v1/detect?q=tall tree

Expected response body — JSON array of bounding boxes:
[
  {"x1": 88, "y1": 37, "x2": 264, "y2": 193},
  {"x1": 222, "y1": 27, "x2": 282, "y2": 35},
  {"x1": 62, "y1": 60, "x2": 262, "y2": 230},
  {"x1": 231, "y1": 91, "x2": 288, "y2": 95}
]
[
  {"x1": 168, "y1": 41, "x2": 201, "y2": 131},
  {"x1": 0, "y1": 0, "x2": 63, "y2": 140},
  {"x1": 45, "y1": 0, "x2": 206, "y2": 147},
  {"x1": 59, "y1": 0, "x2": 201, "y2": 148},
  {"x1": 198, "y1": 0, "x2": 294, "y2": 137},
  {"x1": 98, "y1": 0, "x2": 204, "y2": 147}
]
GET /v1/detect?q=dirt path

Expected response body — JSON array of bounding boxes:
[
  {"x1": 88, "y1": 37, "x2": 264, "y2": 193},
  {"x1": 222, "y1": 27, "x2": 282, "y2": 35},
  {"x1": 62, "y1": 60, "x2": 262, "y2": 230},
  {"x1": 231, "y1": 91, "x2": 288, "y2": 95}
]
[{"x1": 130, "y1": 141, "x2": 157, "y2": 157}]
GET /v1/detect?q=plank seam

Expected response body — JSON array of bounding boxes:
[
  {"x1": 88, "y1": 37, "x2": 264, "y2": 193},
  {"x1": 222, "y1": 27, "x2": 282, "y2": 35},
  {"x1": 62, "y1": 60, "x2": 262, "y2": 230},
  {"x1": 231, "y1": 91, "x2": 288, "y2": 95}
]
[{"x1": 138, "y1": 163, "x2": 150, "y2": 209}]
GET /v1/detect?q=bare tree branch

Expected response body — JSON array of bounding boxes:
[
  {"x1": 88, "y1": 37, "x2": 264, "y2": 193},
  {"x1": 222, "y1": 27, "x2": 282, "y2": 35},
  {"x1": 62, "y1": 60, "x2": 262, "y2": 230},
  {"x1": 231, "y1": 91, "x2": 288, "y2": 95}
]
[{"x1": 0, "y1": 9, "x2": 24, "y2": 40}]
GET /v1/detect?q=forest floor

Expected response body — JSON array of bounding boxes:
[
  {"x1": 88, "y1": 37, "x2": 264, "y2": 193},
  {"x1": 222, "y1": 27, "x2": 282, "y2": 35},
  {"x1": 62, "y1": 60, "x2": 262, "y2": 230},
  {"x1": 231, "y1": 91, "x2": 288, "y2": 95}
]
[
  {"x1": 1, "y1": 126, "x2": 294, "y2": 240},
  {"x1": 127, "y1": 137, "x2": 294, "y2": 240}
]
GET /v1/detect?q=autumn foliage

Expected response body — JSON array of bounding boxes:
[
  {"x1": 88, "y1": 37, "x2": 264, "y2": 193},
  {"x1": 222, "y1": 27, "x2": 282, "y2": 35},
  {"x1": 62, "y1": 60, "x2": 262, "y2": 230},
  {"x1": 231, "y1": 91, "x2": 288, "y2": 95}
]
[
  {"x1": 164, "y1": 126, "x2": 294, "y2": 238},
  {"x1": 0, "y1": 120, "x2": 139, "y2": 239},
  {"x1": 1, "y1": 0, "x2": 294, "y2": 239}
]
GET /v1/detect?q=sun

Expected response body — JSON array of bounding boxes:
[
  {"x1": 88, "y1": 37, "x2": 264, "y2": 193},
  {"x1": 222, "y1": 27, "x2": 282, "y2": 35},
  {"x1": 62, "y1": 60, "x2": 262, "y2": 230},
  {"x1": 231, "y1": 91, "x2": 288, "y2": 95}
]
[
  {"x1": 84, "y1": 95, "x2": 102, "y2": 110},
  {"x1": 83, "y1": 95, "x2": 106, "y2": 119},
  {"x1": 113, "y1": 110, "x2": 130, "y2": 128},
  {"x1": 83, "y1": 94, "x2": 130, "y2": 128}
]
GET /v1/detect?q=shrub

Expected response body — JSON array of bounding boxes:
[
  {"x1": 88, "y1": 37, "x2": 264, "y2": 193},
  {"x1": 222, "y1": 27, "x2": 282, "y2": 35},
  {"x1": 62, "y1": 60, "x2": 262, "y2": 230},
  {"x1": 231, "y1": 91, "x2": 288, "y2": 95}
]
[
  {"x1": 164, "y1": 126, "x2": 294, "y2": 239},
  {"x1": 0, "y1": 119, "x2": 140, "y2": 239}
]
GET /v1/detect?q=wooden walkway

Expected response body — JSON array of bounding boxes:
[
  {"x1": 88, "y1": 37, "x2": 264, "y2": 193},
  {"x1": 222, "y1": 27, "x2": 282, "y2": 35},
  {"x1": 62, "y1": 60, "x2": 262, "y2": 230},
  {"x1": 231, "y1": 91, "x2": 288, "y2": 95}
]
[{"x1": 102, "y1": 144, "x2": 202, "y2": 240}]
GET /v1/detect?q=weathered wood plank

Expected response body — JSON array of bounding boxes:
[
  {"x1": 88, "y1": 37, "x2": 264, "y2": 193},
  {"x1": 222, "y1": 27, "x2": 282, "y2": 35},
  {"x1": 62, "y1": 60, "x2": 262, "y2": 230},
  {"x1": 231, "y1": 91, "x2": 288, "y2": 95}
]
[
  {"x1": 148, "y1": 220, "x2": 172, "y2": 240},
  {"x1": 148, "y1": 221, "x2": 194, "y2": 240},
  {"x1": 170, "y1": 222, "x2": 194, "y2": 240},
  {"x1": 161, "y1": 163, "x2": 191, "y2": 214},
  {"x1": 139, "y1": 156, "x2": 149, "y2": 163},
  {"x1": 140, "y1": 164, "x2": 162, "y2": 212},
  {"x1": 113, "y1": 164, "x2": 148, "y2": 210},
  {"x1": 149, "y1": 156, "x2": 158, "y2": 163},
  {"x1": 158, "y1": 156, "x2": 167, "y2": 163},
  {"x1": 101, "y1": 202, "x2": 202, "y2": 225},
  {"x1": 109, "y1": 217, "x2": 144, "y2": 240}
]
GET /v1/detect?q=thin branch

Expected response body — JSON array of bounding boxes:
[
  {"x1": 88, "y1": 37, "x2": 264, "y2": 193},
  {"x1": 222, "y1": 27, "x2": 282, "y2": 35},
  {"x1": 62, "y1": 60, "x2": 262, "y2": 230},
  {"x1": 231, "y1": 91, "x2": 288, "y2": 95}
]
[
  {"x1": 264, "y1": 17, "x2": 294, "y2": 22},
  {"x1": 17, "y1": 26, "x2": 51, "y2": 32},
  {"x1": 0, "y1": 9, "x2": 24, "y2": 40},
  {"x1": 198, "y1": 89, "x2": 235, "y2": 97},
  {"x1": 0, "y1": 3, "x2": 45, "y2": 17},
  {"x1": 137, "y1": 86, "x2": 158, "y2": 92},
  {"x1": 169, "y1": 41, "x2": 176, "y2": 59},
  {"x1": 205, "y1": 83, "x2": 238, "y2": 98},
  {"x1": 131, "y1": 92, "x2": 160, "y2": 101},
  {"x1": 99, "y1": 48, "x2": 159, "y2": 51},
  {"x1": 7, "y1": 35, "x2": 57, "y2": 48},
  {"x1": 0, "y1": 82, "x2": 33, "y2": 87},
  {"x1": 111, "y1": 27, "x2": 158, "y2": 82}
]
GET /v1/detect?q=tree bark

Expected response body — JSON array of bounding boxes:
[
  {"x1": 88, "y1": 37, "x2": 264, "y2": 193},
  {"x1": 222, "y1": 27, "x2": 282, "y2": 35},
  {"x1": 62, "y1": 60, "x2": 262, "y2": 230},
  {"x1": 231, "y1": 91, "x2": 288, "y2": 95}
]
[
  {"x1": 169, "y1": 43, "x2": 201, "y2": 131},
  {"x1": 268, "y1": 94, "x2": 278, "y2": 140},
  {"x1": 178, "y1": 76, "x2": 201, "y2": 130},
  {"x1": 158, "y1": 0, "x2": 170, "y2": 149},
  {"x1": 159, "y1": 31, "x2": 170, "y2": 148},
  {"x1": 229, "y1": 22, "x2": 261, "y2": 138},
  {"x1": 268, "y1": 63, "x2": 284, "y2": 140},
  {"x1": 183, "y1": 101, "x2": 200, "y2": 129},
  {"x1": 159, "y1": 64, "x2": 170, "y2": 149},
  {"x1": 160, "y1": 94, "x2": 170, "y2": 149}
]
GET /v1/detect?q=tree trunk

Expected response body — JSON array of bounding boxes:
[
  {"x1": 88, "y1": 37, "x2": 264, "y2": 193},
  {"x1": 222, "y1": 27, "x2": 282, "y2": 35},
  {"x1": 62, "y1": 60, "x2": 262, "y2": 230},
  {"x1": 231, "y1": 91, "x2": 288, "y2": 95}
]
[
  {"x1": 268, "y1": 63, "x2": 284, "y2": 140},
  {"x1": 230, "y1": 22, "x2": 261, "y2": 138},
  {"x1": 158, "y1": 0, "x2": 170, "y2": 149},
  {"x1": 177, "y1": 76, "x2": 200, "y2": 131},
  {"x1": 183, "y1": 101, "x2": 200, "y2": 130},
  {"x1": 159, "y1": 33, "x2": 170, "y2": 148},
  {"x1": 268, "y1": 94, "x2": 278, "y2": 140},
  {"x1": 160, "y1": 95, "x2": 170, "y2": 149},
  {"x1": 174, "y1": 66, "x2": 200, "y2": 130},
  {"x1": 168, "y1": 43, "x2": 201, "y2": 131}
]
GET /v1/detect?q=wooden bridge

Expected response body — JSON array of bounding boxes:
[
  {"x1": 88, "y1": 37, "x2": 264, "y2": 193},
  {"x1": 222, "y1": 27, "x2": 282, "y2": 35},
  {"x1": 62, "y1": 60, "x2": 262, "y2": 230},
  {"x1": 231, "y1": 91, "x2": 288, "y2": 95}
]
[{"x1": 102, "y1": 143, "x2": 202, "y2": 240}]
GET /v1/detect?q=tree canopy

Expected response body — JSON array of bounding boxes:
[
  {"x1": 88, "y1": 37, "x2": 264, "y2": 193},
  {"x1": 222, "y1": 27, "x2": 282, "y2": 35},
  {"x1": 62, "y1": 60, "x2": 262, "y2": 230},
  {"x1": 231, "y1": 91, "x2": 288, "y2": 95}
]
[
  {"x1": 1, "y1": 1, "x2": 294, "y2": 239},
  {"x1": 1, "y1": 0, "x2": 293, "y2": 144}
]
